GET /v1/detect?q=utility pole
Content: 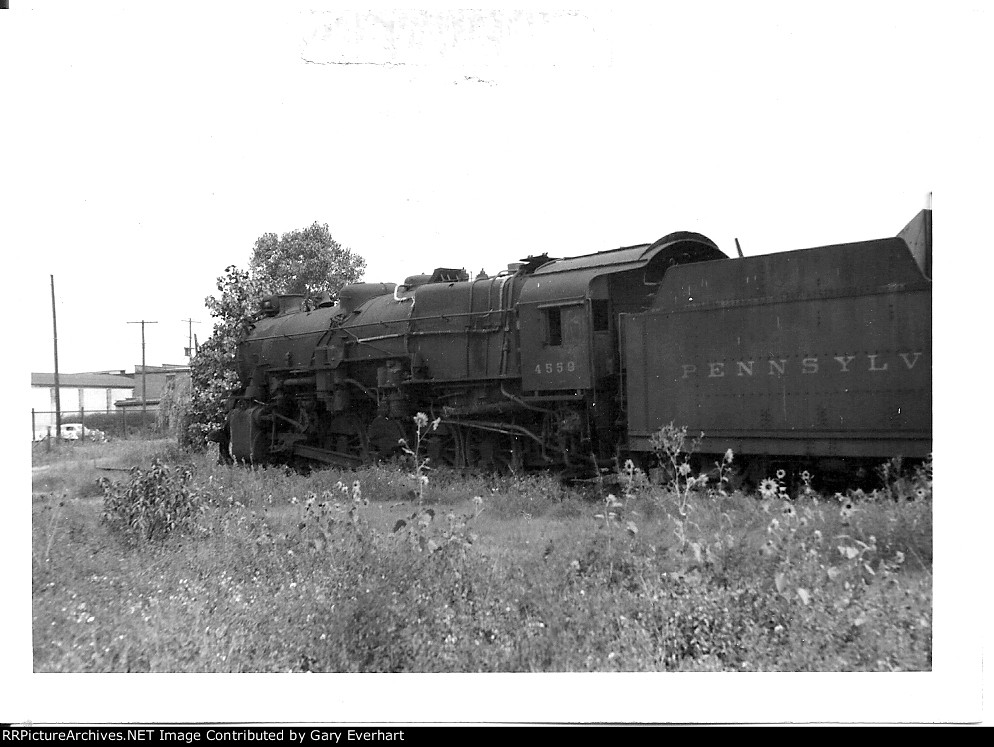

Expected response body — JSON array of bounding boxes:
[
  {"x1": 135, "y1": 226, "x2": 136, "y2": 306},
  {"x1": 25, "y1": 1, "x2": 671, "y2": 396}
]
[
  {"x1": 182, "y1": 318, "x2": 200, "y2": 360},
  {"x1": 50, "y1": 275, "x2": 62, "y2": 438},
  {"x1": 128, "y1": 320, "x2": 158, "y2": 421}
]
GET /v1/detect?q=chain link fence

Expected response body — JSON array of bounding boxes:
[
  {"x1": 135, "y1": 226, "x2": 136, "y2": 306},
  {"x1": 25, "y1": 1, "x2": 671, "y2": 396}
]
[{"x1": 31, "y1": 408, "x2": 164, "y2": 444}]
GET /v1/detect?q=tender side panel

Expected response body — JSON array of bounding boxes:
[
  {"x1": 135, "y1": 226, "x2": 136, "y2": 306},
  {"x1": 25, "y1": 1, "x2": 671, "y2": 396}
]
[{"x1": 625, "y1": 239, "x2": 932, "y2": 458}]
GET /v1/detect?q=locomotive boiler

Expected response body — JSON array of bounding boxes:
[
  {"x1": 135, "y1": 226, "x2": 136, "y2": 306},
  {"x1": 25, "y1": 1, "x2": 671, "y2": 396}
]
[{"x1": 226, "y1": 209, "x2": 932, "y2": 483}]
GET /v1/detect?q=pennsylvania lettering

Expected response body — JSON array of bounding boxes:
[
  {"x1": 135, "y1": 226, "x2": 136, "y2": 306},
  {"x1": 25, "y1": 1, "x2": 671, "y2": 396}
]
[{"x1": 679, "y1": 351, "x2": 925, "y2": 379}]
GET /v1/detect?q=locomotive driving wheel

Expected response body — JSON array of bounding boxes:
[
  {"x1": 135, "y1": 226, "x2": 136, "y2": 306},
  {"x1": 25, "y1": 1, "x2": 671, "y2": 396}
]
[
  {"x1": 464, "y1": 428, "x2": 519, "y2": 474},
  {"x1": 425, "y1": 423, "x2": 466, "y2": 469},
  {"x1": 367, "y1": 416, "x2": 407, "y2": 459},
  {"x1": 326, "y1": 414, "x2": 370, "y2": 462}
]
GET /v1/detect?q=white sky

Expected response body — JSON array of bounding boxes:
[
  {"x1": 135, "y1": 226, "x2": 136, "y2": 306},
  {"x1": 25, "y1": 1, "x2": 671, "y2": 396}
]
[
  {"x1": 4, "y1": 0, "x2": 992, "y2": 727},
  {"x1": 6, "y1": 3, "x2": 969, "y2": 373}
]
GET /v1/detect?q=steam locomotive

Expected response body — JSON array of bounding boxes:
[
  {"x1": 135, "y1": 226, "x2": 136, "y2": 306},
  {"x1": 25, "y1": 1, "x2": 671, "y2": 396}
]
[{"x1": 226, "y1": 209, "x2": 932, "y2": 484}]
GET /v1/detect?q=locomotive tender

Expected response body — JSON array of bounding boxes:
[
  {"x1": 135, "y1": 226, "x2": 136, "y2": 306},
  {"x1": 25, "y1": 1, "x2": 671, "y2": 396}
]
[{"x1": 227, "y1": 209, "x2": 931, "y2": 482}]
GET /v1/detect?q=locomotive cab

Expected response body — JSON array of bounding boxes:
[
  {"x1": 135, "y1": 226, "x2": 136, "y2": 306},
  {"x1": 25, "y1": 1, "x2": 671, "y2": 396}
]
[{"x1": 518, "y1": 232, "x2": 726, "y2": 395}]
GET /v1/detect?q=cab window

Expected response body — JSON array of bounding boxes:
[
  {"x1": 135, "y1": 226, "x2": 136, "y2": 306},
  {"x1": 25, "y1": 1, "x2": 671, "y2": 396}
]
[
  {"x1": 545, "y1": 307, "x2": 563, "y2": 346},
  {"x1": 591, "y1": 299, "x2": 610, "y2": 332}
]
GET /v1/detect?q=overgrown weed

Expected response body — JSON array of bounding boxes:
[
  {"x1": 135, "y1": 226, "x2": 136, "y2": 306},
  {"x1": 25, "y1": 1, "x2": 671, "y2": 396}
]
[{"x1": 33, "y1": 432, "x2": 932, "y2": 672}]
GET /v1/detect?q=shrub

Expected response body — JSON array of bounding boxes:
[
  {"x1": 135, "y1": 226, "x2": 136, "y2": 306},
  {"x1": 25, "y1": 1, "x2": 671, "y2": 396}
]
[{"x1": 100, "y1": 459, "x2": 203, "y2": 543}]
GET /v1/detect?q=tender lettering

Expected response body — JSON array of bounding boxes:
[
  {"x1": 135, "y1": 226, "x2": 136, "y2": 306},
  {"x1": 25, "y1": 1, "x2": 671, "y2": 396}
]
[
  {"x1": 677, "y1": 352, "x2": 927, "y2": 380},
  {"x1": 834, "y1": 355, "x2": 856, "y2": 372},
  {"x1": 899, "y1": 351, "x2": 923, "y2": 369}
]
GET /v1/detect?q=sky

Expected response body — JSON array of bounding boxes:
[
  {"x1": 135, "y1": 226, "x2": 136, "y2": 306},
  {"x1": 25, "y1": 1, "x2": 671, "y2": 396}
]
[
  {"x1": 6, "y1": 3, "x2": 975, "y2": 374},
  {"x1": 4, "y1": 0, "x2": 993, "y2": 727}
]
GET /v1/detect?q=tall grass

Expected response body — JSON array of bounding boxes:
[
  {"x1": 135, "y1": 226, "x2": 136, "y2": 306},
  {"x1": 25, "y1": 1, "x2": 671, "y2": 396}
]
[{"x1": 32, "y1": 438, "x2": 932, "y2": 672}]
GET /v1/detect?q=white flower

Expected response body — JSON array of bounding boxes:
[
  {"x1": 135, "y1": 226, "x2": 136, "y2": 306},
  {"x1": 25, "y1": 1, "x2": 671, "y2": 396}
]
[{"x1": 759, "y1": 478, "x2": 778, "y2": 499}]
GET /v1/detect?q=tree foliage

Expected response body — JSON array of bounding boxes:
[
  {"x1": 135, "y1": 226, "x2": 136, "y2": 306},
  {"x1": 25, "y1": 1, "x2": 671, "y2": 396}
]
[
  {"x1": 183, "y1": 226, "x2": 365, "y2": 449},
  {"x1": 156, "y1": 373, "x2": 192, "y2": 436},
  {"x1": 250, "y1": 222, "x2": 366, "y2": 298}
]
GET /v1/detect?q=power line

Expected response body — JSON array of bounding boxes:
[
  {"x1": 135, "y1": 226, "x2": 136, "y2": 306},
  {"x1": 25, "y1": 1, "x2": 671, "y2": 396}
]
[
  {"x1": 182, "y1": 318, "x2": 201, "y2": 359},
  {"x1": 127, "y1": 320, "x2": 158, "y2": 419}
]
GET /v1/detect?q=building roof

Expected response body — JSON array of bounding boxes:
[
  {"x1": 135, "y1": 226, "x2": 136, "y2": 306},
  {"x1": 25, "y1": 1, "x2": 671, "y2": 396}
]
[{"x1": 31, "y1": 372, "x2": 135, "y2": 388}]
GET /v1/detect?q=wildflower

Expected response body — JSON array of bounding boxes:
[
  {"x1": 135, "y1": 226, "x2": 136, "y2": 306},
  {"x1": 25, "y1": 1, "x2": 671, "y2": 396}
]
[
  {"x1": 678, "y1": 463, "x2": 692, "y2": 476},
  {"x1": 414, "y1": 412, "x2": 429, "y2": 429},
  {"x1": 800, "y1": 470, "x2": 812, "y2": 482},
  {"x1": 776, "y1": 469, "x2": 786, "y2": 479},
  {"x1": 894, "y1": 551, "x2": 905, "y2": 564},
  {"x1": 724, "y1": 448, "x2": 734, "y2": 464},
  {"x1": 351, "y1": 481, "x2": 363, "y2": 503},
  {"x1": 782, "y1": 503, "x2": 796, "y2": 518},
  {"x1": 290, "y1": 496, "x2": 298, "y2": 505},
  {"x1": 759, "y1": 478, "x2": 778, "y2": 499},
  {"x1": 431, "y1": 417, "x2": 442, "y2": 431},
  {"x1": 472, "y1": 495, "x2": 484, "y2": 507},
  {"x1": 915, "y1": 487, "x2": 927, "y2": 500},
  {"x1": 840, "y1": 501, "x2": 855, "y2": 520}
]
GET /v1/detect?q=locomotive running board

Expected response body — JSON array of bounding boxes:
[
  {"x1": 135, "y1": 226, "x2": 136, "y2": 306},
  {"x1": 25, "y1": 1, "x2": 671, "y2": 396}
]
[{"x1": 292, "y1": 444, "x2": 364, "y2": 466}]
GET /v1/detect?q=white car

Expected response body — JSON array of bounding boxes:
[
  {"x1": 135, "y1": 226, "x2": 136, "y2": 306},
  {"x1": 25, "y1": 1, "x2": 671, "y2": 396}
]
[{"x1": 57, "y1": 423, "x2": 105, "y2": 441}]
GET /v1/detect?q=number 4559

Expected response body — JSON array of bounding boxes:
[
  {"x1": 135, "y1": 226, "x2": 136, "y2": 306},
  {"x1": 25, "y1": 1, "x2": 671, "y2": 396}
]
[{"x1": 536, "y1": 361, "x2": 576, "y2": 374}]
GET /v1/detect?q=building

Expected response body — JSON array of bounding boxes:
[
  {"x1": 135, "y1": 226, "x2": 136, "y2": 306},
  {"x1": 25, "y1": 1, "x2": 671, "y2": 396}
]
[
  {"x1": 31, "y1": 364, "x2": 192, "y2": 432},
  {"x1": 113, "y1": 364, "x2": 191, "y2": 413},
  {"x1": 30, "y1": 371, "x2": 136, "y2": 430}
]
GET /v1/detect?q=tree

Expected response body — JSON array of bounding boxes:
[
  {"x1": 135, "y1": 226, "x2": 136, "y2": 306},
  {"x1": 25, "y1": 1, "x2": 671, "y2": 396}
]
[
  {"x1": 183, "y1": 225, "x2": 365, "y2": 449},
  {"x1": 250, "y1": 222, "x2": 366, "y2": 299}
]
